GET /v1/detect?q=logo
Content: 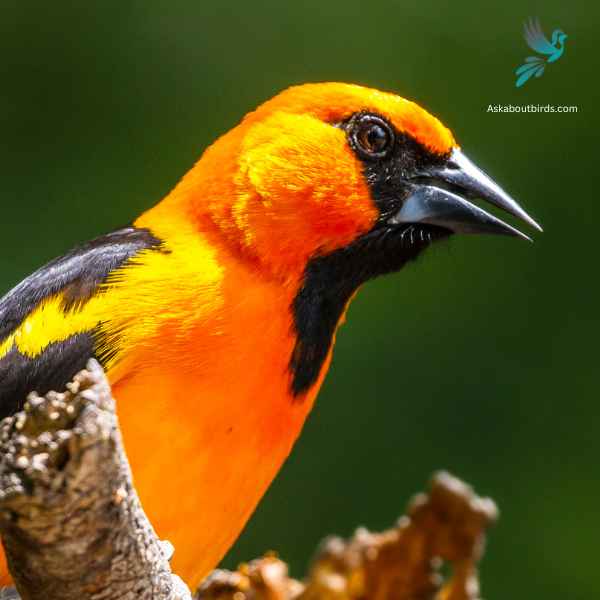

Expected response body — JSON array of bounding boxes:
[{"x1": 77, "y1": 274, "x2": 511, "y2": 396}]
[{"x1": 515, "y1": 17, "x2": 567, "y2": 88}]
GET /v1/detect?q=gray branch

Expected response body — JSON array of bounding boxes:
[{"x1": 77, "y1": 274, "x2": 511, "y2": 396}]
[{"x1": 0, "y1": 360, "x2": 192, "y2": 600}]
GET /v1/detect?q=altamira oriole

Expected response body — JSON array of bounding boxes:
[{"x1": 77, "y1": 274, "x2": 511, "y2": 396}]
[{"x1": 0, "y1": 83, "x2": 541, "y2": 587}]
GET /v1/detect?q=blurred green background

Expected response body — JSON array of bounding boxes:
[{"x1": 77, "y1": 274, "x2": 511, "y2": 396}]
[{"x1": 1, "y1": 1, "x2": 597, "y2": 598}]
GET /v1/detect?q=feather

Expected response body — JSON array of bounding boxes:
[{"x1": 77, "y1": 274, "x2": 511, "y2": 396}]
[
  {"x1": 516, "y1": 58, "x2": 543, "y2": 76},
  {"x1": 523, "y1": 17, "x2": 557, "y2": 56},
  {"x1": 516, "y1": 65, "x2": 539, "y2": 88},
  {"x1": 0, "y1": 227, "x2": 165, "y2": 415}
]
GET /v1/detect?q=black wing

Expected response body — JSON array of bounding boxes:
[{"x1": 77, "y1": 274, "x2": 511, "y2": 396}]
[{"x1": 0, "y1": 226, "x2": 164, "y2": 418}]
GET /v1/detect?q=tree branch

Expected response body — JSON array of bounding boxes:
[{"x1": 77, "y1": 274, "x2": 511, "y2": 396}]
[{"x1": 0, "y1": 360, "x2": 191, "y2": 600}]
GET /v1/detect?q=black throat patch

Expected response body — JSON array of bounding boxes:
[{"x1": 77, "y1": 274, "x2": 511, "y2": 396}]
[
  {"x1": 288, "y1": 113, "x2": 451, "y2": 398},
  {"x1": 289, "y1": 223, "x2": 448, "y2": 397}
]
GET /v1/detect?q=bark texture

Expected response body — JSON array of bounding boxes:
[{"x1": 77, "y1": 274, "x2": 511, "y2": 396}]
[{"x1": 0, "y1": 360, "x2": 191, "y2": 600}]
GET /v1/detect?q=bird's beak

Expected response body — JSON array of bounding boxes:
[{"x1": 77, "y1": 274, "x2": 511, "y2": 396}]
[{"x1": 389, "y1": 148, "x2": 542, "y2": 241}]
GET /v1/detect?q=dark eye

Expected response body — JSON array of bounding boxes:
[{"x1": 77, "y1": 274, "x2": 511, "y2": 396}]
[{"x1": 351, "y1": 115, "x2": 394, "y2": 159}]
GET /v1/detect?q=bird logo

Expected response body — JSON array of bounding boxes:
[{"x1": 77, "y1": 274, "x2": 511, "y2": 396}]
[{"x1": 515, "y1": 17, "x2": 567, "y2": 88}]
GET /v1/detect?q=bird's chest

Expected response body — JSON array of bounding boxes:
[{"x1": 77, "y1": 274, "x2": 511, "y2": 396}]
[{"x1": 108, "y1": 282, "x2": 323, "y2": 586}]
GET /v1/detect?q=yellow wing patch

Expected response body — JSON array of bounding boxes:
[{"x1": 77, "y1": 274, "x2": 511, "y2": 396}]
[
  {"x1": 0, "y1": 294, "x2": 93, "y2": 360},
  {"x1": 0, "y1": 229, "x2": 225, "y2": 376}
]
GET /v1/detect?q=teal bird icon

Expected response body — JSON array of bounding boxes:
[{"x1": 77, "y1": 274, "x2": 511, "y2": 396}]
[{"x1": 515, "y1": 17, "x2": 567, "y2": 88}]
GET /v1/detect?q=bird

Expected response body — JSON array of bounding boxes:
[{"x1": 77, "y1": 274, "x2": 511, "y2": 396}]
[
  {"x1": 515, "y1": 17, "x2": 567, "y2": 87},
  {"x1": 0, "y1": 82, "x2": 542, "y2": 588}
]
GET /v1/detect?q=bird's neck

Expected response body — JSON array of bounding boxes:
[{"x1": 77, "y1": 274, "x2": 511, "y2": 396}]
[{"x1": 157, "y1": 127, "x2": 314, "y2": 284}]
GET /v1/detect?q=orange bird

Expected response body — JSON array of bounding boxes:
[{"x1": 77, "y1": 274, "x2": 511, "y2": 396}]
[{"x1": 0, "y1": 83, "x2": 541, "y2": 587}]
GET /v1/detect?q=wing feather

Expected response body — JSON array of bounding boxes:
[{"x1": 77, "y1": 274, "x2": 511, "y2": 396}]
[
  {"x1": 523, "y1": 17, "x2": 556, "y2": 56},
  {"x1": 0, "y1": 226, "x2": 165, "y2": 416},
  {"x1": 516, "y1": 57, "x2": 544, "y2": 76}
]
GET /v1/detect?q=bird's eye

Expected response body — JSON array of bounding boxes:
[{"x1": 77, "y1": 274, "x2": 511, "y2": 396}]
[{"x1": 351, "y1": 115, "x2": 394, "y2": 159}]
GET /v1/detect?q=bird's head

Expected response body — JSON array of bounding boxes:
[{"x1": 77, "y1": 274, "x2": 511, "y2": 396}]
[
  {"x1": 181, "y1": 82, "x2": 540, "y2": 284},
  {"x1": 172, "y1": 82, "x2": 541, "y2": 395},
  {"x1": 552, "y1": 29, "x2": 568, "y2": 46}
]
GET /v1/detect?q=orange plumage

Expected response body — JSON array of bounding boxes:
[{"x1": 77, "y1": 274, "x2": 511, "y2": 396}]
[{"x1": 0, "y1": 82, "x2": 538, "y2": 588}]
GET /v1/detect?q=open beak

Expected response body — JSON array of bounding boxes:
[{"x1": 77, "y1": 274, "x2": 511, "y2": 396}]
[{"x1": 389, "y1": 148, "x2": 542, "y2": 241}]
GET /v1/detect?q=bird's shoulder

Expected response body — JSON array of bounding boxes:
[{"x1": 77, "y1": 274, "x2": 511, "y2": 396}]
[
  {"x1": 0, "y1": 226, "x2": 164, "y2": 338},
  {"x1": 0, "y1": 226, "x2": 165, "y2": 417}
]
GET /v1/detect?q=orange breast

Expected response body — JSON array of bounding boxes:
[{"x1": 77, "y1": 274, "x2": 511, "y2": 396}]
[{"x1": 111, "y1": 261, "x2": 322, "y2": 589}]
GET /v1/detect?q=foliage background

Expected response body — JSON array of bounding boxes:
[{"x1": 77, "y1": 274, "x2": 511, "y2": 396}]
[{"x1": 1, "y1": 2, "x2": 597, "y2": 598}]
